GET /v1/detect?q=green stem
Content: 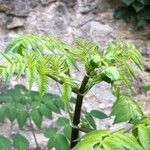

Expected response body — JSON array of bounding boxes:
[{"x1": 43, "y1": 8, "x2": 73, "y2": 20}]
[
  {"x1": 46, "y1": 74, "x2": 79, "y2": 94},
  {"x1": 25, "y1": 96, "x2": 41, "y2": 150},
  {"x1": 72, "y1": 125, "x2": 94, "y2": 133},
  {"x1": 70, "y1": 75, "x2": 89, "y2": 148}
]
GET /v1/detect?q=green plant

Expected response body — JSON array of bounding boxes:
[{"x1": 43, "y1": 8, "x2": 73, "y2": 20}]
[
  {"x1": 114, "y1": 0, "x2": 150, "y2": 27},
  {"x1": 144, "y1": 85, "x2": 150, "y2": 93},
  {"x1": 0, "y1": 34, "x2": 149, "y2": 150},
  {"x1": 74, "y1": 119, "x2": 150, "y2": 150}
]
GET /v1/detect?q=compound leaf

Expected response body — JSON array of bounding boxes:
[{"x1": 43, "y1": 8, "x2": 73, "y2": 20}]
[
  {"x1": 39, "y1": 104, "x2": 52, "y2": 119},
  {"x1": 6, "y1": 105, "x2": 16, "y2": 122},
  {"x1": 122, "y1": 0, "x2": 135, "y2": 5},
  {"x1": 62, "y1": 83, "x2": 72, "y2": 110},
  {"x1": 105, "y1": 67, "x2": 120, "y2": 81},
  {"x1": 111, "y1": 95, "x2": 143, "y2": 123},
  {"x1": 44, "y1": 128, "x2": 57, "y2": 138},
  {"x1": 85, "y1": 113, "x2": 96, "y2": 129},
  {"x1": 16, "y1": 110, "x2": 28, "y2": 128},
  {"x1": 31, "y1": 109, "x2": 42, "y2": 128},
  {"x1": 138, "y1": 125, "x2": 150, "y2": 150},
  {"x1": 47, "y1": 134, "x2": 69, "y2": 150},
  {"x1": 90, "y1": 110, "x2": 108, "y2": 119},
  {"x1": 56, "y1": 117, "x2": 70, "y2": 127},
  {"x1": 0, "y1": 136, "x2": 11, "y2": 150},
  {"x1": 13, "y1": 134, "x2": 29, "y2": 150}
]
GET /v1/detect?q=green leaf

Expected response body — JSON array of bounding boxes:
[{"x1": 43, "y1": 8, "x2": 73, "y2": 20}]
[
  {"x1": 47, "y1": 134, "x2": 69, "y2": 150},
  {"x1": 111, "y1": 95, "x2": 143, "y2": 123},
  {"x1": 63, "y1": 125, "x2": 71, "y2": 140},
  {"x1": 102, "y1": 136, "x2": 126, "y2": 150},
  {"x1": 0, "y1": 52, "x2": 12, "y2": 64},
  {"x1": 13, "y1": 134, "x2": 29, "y2": 150},
  {"x1": 0, "y1": 107, "x2": 6, "y2": 122},
  {"x1": 138, "y1": 125, "x2": 150, "y2": 150},
  {"x1": 30, "y1": 109, "x2": 42, "y2": 128},
  {"x1": 144, "y1": 85, "x2": 150, "y2": 93},
  {"x1": 143, "y1": 0, "x2": 150, "y2": 5},
  {"x1": 114, "y1": 7, "x2": 127, "y2": 19},
  {"x1": 105, "y1": 67, "x2": 120, "y2": 81},
  {"x1": 56, "y1": 117, "x2": 71, "y2": 140},
  {"x1": 45, "y1": 101, "x2": 60, "y2": 113},
  {"x1": 122, "y1": 0, "x2": 135, "y2": 5},
  {"x1": 56, "y1": 117, "x2": 70, "y2": 127},
  {"x1": 75, "y1": 129, "x2": 145, "y2": 150},
  {"x1": 6, "y1": 106, "x2": 16, "y2": 122},
  {"x1": 54, "y1": 99, "x2": 65, "y2": 110},
  {"x1": 137, "y1": 18, "x2": 147, "y2": 27},
  {"x1": 133, "y1": 115, "x2": 150, "y2": 127},
  {"x1": 0, "y1": 94, "x2": 12, "y2": 103},
  {"x1": 137, "y1": 0, "x2": 144, "y2": 4},
  {"x1": 38, "y1": 73, "x2": 49, "y2": 96},
  {"x1": 85, "y1": 113, "x2": 96, "y2": 129},
  {"x1": 132, "y1": 1, "x2": 144, "y2": 12},
  {"x1": 44, "y1": 128, "x2": 57, "y2": 138},
  {"x1": 39, "y1": 104, "x2": 52, "y2": 119},
  {"x1": 0, "y1": 135, "x2": 11, "y2": 150},
  {"x1": 90, "y1": 110, "x2": 108, "y2": 119},
  {"x1": 74, "y1": 130, "x2": 110, "y2": 150},
  {"x1": 112, "y1": 132, "x2": 144, "y2": 150},
  {"x1": 62, "y1": 83, "x2": 72, "y2": 110},
  {"x1": 16, "y1": 110, "x2": 28, "y2": 128}
]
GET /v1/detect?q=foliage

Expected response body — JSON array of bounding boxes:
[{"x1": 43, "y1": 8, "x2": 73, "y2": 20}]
[
  {"x1": 0, "y1": 35, "x2": 142, "y2": 95},
  {"x1": 111, "y1": 94, "x2": 143, "y2": 124},
  {"x1": 74, "y1": 120, "x2": 150, "y2": 150},
  {"x1": 0, "y1": 85, "x2": 71, "y2": 149},
  {"x1": 0, "y1": 135, "x2": 11, "y2": 150},
  {"x1": 0, "y1": 34, "x2": 149, "y2": 149},
  {"x1": 0, "y1": 85, "x2": 65, "y2": 125},
  {"x1": 143, "y1": 85, "x2": 150, "y2": 93},
  {"x1": 114, "y1": 0, "x2": 150, "y2": 27}
]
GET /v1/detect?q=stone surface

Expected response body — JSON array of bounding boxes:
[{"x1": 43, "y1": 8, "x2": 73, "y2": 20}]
[
  {"x1": 78, "y1": 0, "x2": 101, "y2": 14},
  {"x1": 0, "y1": 4, "x2": 10, "y2": 12},
  {"x1": 29, "y1": 0, "x2": 40, "y2": 8},
  {"x1": 6, "y1": 17, "x2": 24, "y2": 29},
  {"x1": 25, "y1": 2, "x2": 72, "y2": 40},
  {"x1": 40, "y1": 0, "x2": 57, "y2": 6},
  {"x1": 6, "y1": 0, "x2": 30, "y2": 17},
  {"x1": 81, "y1": 21, "x2": 113, "y2": 43},
  {"x1": 146, "y1": 41, "x2": 150, "y2": 56},
  {"x1": 143, "y1": 57, "x2": 150, "y2": 72},
  {"x1": 62, "y1": 0, "x2": 77, "y2": 7}
]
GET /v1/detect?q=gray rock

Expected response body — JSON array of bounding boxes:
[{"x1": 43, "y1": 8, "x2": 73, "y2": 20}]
[
  {"x1": 0, "y1": 4, "x2": 10, "y2": 12},
  {"x1": 6, "y1": 0, "x2": 30, "y2": 17},
  {"x1": 0, "y1": 13, "x2": 8, "y2": 27},
  {"x1": 132, "y1": 40, "x2": 149, "y2": 56},
  {"x1": 28, "y1": 0, "x2": 40, "y2": 8},
  {"x1": 146, "y1": 41, "x2": 150, "y2": 56},
  {"x1": 81, "y1": 21, "x2": 113, "y2": 43},
  {"x1": 143, "y1": 57, "x2": 150, "y2": 74},
  {"x1": 78, "y1": 0, "x2": 100, "y2": 14},
  {"x1": 40, "y1": 0, "x2": 57, "y2": 5},
  {"x1": 25, "y1": 3, "x2": 71, "y2": 40},
  {"x1": 7, "y1": 18, "x2": 24, "y2": 29},
  {"x1": 62, "y1": 0, "x2": 77, "y2": 7}
]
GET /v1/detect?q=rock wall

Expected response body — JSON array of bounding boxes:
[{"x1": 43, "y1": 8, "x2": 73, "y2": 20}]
[{"x1": 0, "y1": 0, "x2": 149, "y2": 53}]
